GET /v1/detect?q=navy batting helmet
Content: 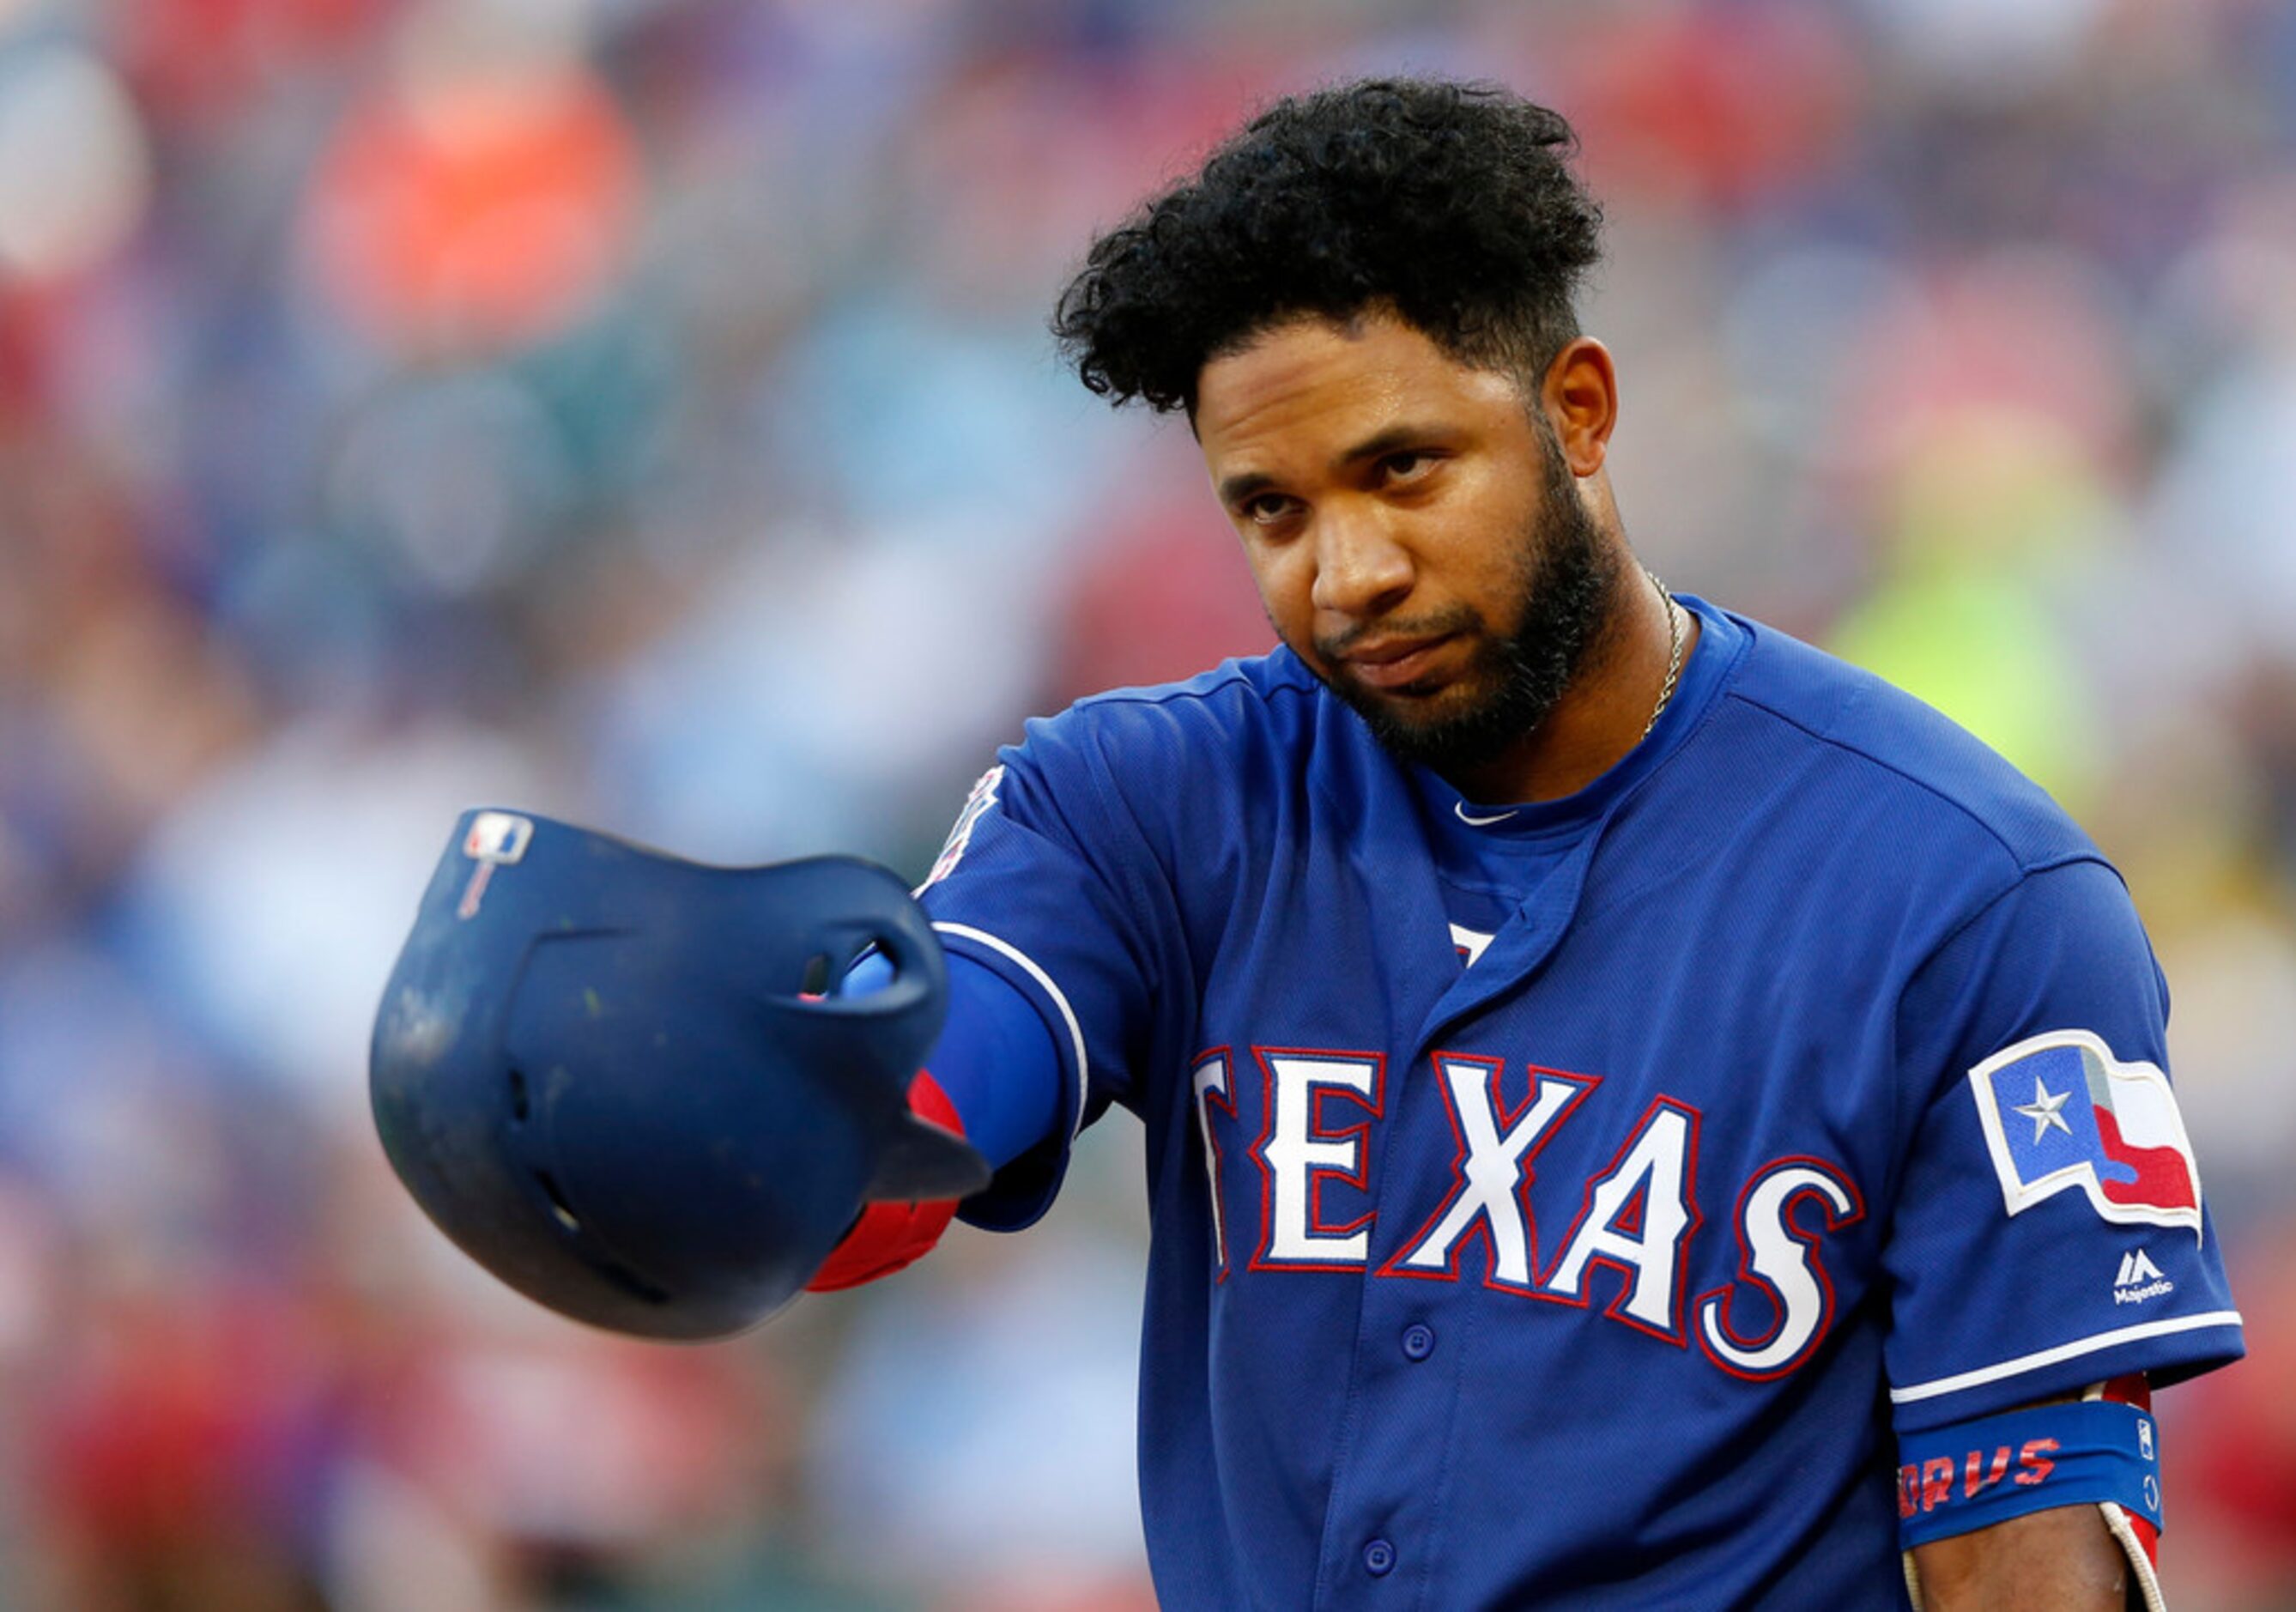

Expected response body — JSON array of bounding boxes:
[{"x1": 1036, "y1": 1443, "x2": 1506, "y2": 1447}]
[{"x1": 370, "y1": 809, "x2": 988, "y2": 1341}]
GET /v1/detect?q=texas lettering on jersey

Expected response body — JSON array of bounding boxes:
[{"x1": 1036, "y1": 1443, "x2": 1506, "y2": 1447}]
[{"x1": 1190, "y1": 1043, "x2": 1863, "y2": 1379}]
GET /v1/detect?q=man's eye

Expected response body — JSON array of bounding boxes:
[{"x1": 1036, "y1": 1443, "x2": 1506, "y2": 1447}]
[
  {"x1": 1380, "y1": 451, "x2": 1433, "y2": 482},
  {"x1": 1243, "y1": 494, "x2": 1296, "y2": 524}
]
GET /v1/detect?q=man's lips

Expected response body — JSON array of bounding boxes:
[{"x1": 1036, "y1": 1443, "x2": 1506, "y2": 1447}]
[{"x1": 1340, "y1": 633, "x2": 1457, "y2": 690}]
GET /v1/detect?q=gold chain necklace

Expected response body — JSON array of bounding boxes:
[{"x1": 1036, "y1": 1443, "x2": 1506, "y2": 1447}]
[{"x1": 1639, "y1": 567, "x2": 1685, "y2": 742}]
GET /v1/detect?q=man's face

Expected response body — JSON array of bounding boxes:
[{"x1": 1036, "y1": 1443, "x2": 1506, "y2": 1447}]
[{"x1": 1194, "y1": 312, "x2": 1615, "y2": 778}]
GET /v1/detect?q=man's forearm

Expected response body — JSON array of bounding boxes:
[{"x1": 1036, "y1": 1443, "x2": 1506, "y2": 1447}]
[{"x1": 1911, "y1": 1503, "x2": 2129, "y2": 1611}]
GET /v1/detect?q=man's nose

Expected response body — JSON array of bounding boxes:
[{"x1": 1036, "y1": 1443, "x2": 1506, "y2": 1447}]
[{"x1": 1309, "y1": 506, "x2": 1414, "y2": 619}]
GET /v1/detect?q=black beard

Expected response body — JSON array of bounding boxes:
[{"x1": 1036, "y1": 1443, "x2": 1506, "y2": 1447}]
[{"x1": 1317, "y1": 433, "x2": 1621, "y2": 779}]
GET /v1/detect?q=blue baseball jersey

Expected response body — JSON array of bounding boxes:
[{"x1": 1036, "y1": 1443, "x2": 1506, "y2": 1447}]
[{"x1": 914, "y1": 597, "x2": 2244, "y2": 1609}]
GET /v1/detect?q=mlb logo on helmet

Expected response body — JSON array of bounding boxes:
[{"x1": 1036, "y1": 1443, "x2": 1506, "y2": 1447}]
[
  {"x1": 1968, "y1": 1030, "x2": 2202, "y2": 1239},
  {"x1": 457, "y1": 810, "x2": 535, "y2": 919},
  {"x1": 463, "y1": 811, "x2": 534, "y2": 864}
]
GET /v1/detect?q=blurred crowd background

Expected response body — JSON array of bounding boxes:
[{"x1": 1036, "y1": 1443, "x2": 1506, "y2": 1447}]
[{"x1": 1, "y1": 0, "x2": 2293, "y2": 1606}]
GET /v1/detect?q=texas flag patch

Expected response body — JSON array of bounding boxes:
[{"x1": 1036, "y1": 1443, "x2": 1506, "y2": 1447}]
[{"x1": 1968, "y1": 1030, "x2": 2202, "y2": 1239}]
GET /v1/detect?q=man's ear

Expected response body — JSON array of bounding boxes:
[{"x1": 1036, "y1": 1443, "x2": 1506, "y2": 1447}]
[{"x1": 1542, "y1": 337, "x2": 1618, "y2": 477}]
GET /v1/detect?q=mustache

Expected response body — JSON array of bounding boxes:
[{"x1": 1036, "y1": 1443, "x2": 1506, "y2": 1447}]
[{"x1": 1315, "y1": 606, "x2": 1482, "y2": 663}]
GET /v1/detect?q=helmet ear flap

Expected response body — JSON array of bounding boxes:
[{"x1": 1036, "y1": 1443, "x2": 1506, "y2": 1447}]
[
  {"x1": 869, "y1": 1104, "x2": 995, "y2": 1202},
  {"x1": 370, "y1": 809, "x2": 977, "y2": 1341}
]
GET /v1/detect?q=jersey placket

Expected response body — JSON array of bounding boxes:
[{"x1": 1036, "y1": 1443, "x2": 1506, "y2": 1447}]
[{"x1": 1304, "y1": 835, "x2": 1603, "y2": 1608}]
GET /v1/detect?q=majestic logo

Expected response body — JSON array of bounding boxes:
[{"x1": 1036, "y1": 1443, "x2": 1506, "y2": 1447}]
[
  {"x1": 2113, "y1": 1248, "x2": 2173, "y2": 1306},
  {"x1": 918, "y1": 767, "x2": 1003, "y2": 894},
  {"x1": 1968, "y1": 1031, "x2": 2202, "y2": 1238},
  {"x1": 457, "y1": 811, "x2": 534, "y2": 919}
]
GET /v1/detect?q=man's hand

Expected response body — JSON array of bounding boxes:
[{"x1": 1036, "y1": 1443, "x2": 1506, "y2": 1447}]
[{"x1": 806, "y1": 1070, "x2": 970, "y2": 1291}]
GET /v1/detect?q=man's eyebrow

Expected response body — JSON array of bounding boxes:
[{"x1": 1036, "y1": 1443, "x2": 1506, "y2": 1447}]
[
  {"x1": 1217, "y1": 469, "x2": 1277, "y2": 507},
  {"x1": 1216, "y1": 423, "x2": 1450, "y2": 506},
  {"x1": 1338, "y1": 423, "x2": 1445, "y2": 470}
]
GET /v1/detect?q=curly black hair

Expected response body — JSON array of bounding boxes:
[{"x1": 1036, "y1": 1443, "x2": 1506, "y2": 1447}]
[{"x1": 1051, "y1": 77, "x2": 1604, "y2": 415}]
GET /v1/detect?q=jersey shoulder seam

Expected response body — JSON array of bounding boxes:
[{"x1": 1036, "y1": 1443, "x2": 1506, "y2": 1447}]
[
  {"x1": 1896, "y1": 847, "x2": 2131, "y2": 1022},
  {"x1": 1880, "y1": 846, "x2": 2130, "y2": 1189},
  {"x1": 1719, "y1": 682, "x2": 2051, "y2": 876}
]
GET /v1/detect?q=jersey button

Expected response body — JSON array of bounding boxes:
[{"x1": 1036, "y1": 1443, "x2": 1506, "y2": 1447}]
[
  {"x1": 1402, "y1": 1323, "x2": 1435, "y2": 1361},
  {"x1": 1363, "y1": 1538, "x2": 1396, "y2": 1577}
]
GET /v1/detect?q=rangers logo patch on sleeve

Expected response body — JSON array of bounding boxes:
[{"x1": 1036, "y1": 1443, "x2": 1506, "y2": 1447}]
[
  {"x1": 918, "y1": 766, "x2": 1003, "y2": 893},
  {"x1": 1967, "y1": 1030, "x2": 2202, "y2": 1239}
]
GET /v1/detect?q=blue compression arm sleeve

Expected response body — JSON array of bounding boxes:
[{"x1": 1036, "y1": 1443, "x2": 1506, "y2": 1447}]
[{"x1": 844, "y1": 948, "x2": 1063, "y2": 1170}]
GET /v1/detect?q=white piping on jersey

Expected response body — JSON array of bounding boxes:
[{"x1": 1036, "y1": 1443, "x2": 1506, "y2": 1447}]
[
  {"x1": 932, "y1": 922, "x2": 1090, "y2": 1143},
  {"x1": 1889, "y1": 1310, "x2": 2244, "y2": 1403},
  {"x1": 1454, "y1": 802, "x2": 1518, "y2": 827}
]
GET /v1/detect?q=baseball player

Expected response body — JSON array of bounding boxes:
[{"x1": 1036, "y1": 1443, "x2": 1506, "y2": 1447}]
[{"x1": 373, "y1": 78, "x2": 2242, "y2": 1609}]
